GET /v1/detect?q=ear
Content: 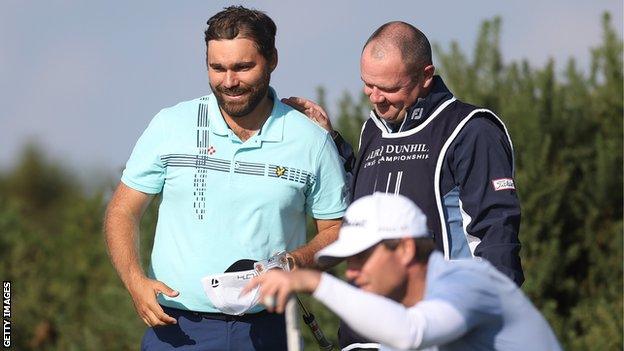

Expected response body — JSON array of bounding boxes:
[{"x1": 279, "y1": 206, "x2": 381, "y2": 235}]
[
  {"x1": 269, "y1": 49, "x2": 278, "y2": 72},
  {"x1": 397, "y1": 238, "x2": 416, "y2": 266},
  {"x1": 421, "y1": 64, "x2": 435, "y2": 88}
]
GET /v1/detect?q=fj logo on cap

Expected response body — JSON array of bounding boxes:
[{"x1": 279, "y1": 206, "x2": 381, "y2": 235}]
[
  {"x1": 492, "y1": 178, "x2": 515, "y2": 191},
  {"x1": 211, "y1": 278, "x2": 219, "y2": 288}
]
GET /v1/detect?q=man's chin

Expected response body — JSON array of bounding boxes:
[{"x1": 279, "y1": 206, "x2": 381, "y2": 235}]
[
  {"x1": 215, "y1": 82, "x2": 269, "y2": 118},
  {"x1": 378, "y1": 115, "x2": 401, "y2": 124},
  {"x1": 220, "y1": 100, "x2": 252, "y2": 117},
  {"x1": 375, "y1": 109, "x2": 400, "y2": 122},
  {"x1": 223, "y1": 107, "x2": 251, "y2": 118}
]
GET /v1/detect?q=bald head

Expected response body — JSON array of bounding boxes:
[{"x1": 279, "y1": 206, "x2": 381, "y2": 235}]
[{"x1": 363, "y1": 21, "x2": 432, "y2": 73}]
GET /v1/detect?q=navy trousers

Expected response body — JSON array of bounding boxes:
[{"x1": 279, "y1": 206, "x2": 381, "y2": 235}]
[{"x1": 141, "y1": 306, "x2": 287, "y2": 351}]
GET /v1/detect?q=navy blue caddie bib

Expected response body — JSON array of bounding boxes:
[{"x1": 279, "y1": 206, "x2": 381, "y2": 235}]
[{"x1": 351, "y1": 77, "x2": 511, "y2": 256}]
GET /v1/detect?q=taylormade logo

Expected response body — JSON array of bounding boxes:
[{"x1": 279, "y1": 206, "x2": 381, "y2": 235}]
[{"x1": 343, "y1": 218, "x2": 366, "y2": 228}]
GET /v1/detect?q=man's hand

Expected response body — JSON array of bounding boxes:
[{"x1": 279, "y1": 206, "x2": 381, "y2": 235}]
[
  {"x1": 104, "y1": 183, "x2": 178, "y2": 327},
  {"x1": 128, "y1": 277, "x2": 179, "y2": 327},
  {"x1": 242, "y1": 269, "x2": 321, "y2": 314},
  {"x1": 282, "y1": 97, "x2": 333, "y2": 132}
]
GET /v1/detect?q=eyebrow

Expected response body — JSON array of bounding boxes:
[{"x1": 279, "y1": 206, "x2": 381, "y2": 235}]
[
  {"x1": 361, "y1": 76, "x2": 390, "y2": 89},
  {"x1": 361, "y1": 78, "x2": 400, "y2": 92},
  {"x1": 234, "y1": 62, "x2": 256, "y2": 69},
  {"x1": 209, "y1": 61, "x2": 256, "y2": 69}
]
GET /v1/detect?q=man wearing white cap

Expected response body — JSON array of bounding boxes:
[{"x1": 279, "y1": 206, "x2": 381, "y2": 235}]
[{"x1": 244, "y1": 193, "x2": 561, "y2": 351}]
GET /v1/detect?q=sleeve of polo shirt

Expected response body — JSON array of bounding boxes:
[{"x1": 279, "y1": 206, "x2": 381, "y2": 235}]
[
  {"x1": 120, "y1": 112, "x2": 166, "y2": 194},
  {"x1": 306, "y1": 133, "x2": 348, "y2": 219}
]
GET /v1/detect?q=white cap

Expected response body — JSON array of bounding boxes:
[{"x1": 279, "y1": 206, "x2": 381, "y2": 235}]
[{"x1": 315, "y1": 192, "x2": 429, "y2": 266}]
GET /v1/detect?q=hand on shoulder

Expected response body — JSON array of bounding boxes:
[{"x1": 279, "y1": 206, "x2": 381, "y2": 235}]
[{"x1": 282, "y1": 96, "x2": 334, "y2": 132}]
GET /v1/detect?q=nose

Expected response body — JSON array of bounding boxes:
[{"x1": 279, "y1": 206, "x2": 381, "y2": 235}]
[
  {"x1": 345, "y1": 259, "x2": 362, "y2": 282},
  {"x1": 368, "y1": 86, "x2": 385, "y2": 104},
  {"x1": 223, "y1": 70, "x2": 239, "y2": 89},
  {"x1": 345, "y1": 268, "x2": 358, "y2": 282}
]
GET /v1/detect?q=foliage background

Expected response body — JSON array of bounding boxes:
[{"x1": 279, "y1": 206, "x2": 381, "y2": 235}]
[{"x1": 0, "y1": 14, "x2": 621, "y2": 350}]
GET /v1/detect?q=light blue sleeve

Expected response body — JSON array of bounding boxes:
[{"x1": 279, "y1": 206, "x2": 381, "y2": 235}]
[
  {"x1": 426, "y1": 267, "x2": 502, "y2": 331},
  {"x1": 120, "y1": 112, "x2": 166, "y2": 194},
  {"x1": 306, "y1": 133, "x2": 348, "y2": 219}
]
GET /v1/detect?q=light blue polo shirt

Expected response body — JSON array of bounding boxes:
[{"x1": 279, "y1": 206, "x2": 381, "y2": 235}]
[
  {"x1": 420, "y1": 252, "x2": 562, "y2": 351},
  {"x1": 121, "y1": 88, "x2": 348, "y2": 312}
]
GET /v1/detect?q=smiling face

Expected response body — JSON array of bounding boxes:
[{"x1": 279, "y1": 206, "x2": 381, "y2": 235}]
[
  {"x1": 360, "y1": 45, "x2": 427, "y2": 124},
  {"x1": 207, "y1": 37, "x2": 275, "y2": 119},
  {"x1": 344, "y1": 242, "x2": 407, "y2": 299}
]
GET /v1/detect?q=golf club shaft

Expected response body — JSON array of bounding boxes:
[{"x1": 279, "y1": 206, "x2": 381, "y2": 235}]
[{"x1": 296, "y1": 296, "x2": 333, "y2": 350}]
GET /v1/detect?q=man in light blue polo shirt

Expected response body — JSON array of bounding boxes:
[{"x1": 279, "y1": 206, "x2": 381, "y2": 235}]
[{"x1": 104, "y1": 6, "x2": 347, "y2": 351}]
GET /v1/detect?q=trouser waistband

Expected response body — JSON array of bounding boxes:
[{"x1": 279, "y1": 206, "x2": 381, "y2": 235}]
[{"x1": 162, "y1": 305, "x2": 269, "y2": 322}]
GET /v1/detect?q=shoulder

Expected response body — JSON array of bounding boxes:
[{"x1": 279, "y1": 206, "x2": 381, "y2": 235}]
[
  {"x1": 153, "y1": 96, "x2": 206, "y2": 124},
  {"x1": 427, "y1": 253, "x2": 500, "y2": 296},
  {"x1": 426, "y1": 256, "x2": 506, "y2": 315},
  {"x1": 462, "y1": 113, "x2": 508, "y2": 137},
  {"x1": 452, "y1": 111, "x2": 513, "y2": 152},
  {"x1": 275, "y1": 99, "x2": 331, "y2": 141},
  {"x1": 447, "y1": 99, "x2": 508, "y2": 135}
]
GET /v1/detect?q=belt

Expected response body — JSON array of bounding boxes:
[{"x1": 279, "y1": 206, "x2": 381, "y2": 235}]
[{"x1": 163, "y1": 306, "x2": 269, "y2": 322}]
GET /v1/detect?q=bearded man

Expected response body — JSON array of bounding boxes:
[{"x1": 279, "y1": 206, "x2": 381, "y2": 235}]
[{"x1": 104, "y1": 6, "x2": 347, "y2": 350}]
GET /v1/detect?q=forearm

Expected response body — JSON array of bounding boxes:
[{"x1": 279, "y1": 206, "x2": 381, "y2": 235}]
[
  {"x1": 104, "y1": 207, "x2": 145, "y2": 290},
  {"x1": 474, "y1": 233, "x2": 523, "y2": 286},
  {"x1": 313, "y1": 273, "x2": 419, "y2": 348},
  {"x1": 313, "y1": 273, "x2": 467, "y2": 349},
  {"x1": 290, "y1": 220, "x2": 340, "y2": 268},
  {"x1": 465, "y1": 192, "x2": 523, "y2": 285}
]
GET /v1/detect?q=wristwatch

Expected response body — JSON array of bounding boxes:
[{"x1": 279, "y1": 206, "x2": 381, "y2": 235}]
[{"x1": 285, "y1": 253, "x2": 297, "y2": 271}]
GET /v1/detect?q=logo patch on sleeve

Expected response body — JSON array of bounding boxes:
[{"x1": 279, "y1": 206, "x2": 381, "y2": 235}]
[{"x1": 492, "y1": 178, "x2": 515, "y2": 191}]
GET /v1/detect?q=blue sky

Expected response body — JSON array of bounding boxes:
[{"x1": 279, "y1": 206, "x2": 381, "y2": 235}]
[{"x1": 1, "y1": 1, "x2": 622, "y2": 181}]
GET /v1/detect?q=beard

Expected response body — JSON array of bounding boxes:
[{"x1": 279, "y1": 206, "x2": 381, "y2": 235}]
[{"x1": 210, "y1": 70, "x2": 271, "y2": 118}]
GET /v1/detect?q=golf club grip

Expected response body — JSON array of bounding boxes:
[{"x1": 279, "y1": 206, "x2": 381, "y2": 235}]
[{"x1": 302, "y1": 312, "x2": 333, "y2": 350}]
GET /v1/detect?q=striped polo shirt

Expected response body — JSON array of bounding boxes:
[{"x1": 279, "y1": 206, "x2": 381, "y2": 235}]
[{"x1": 121, "y1": 88, "x2": 348, "y2": 312}]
